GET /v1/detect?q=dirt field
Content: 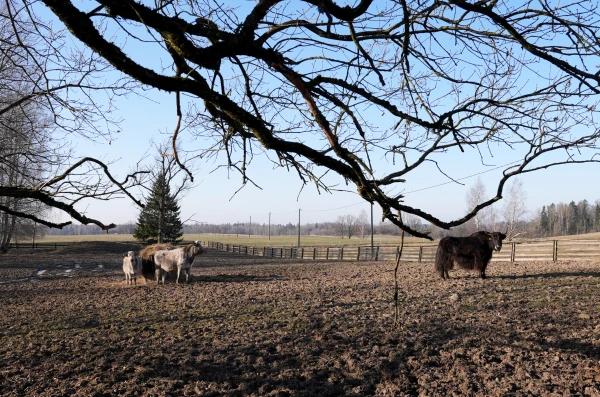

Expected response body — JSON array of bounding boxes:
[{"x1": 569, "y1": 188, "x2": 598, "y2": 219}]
[{"x1": 1, "y1": 242, "x2": 600, "y2": 396}]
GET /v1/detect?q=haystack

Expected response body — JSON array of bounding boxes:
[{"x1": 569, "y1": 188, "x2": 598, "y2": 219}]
[
  {"x1": 139, "y1": 243, "x2": 177, "y2": 280},
  {"x1": 139, "y1": 243, "x2": 177, "y2": 260}
]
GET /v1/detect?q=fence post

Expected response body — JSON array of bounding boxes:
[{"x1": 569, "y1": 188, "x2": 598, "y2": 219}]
[
  {"x1": 511, "y1": 243, "x2": 516, "y2": 262},
  {"x1": 395, "y1": 246, "x2": 399, "y2": 261},
  {"x1": 341, "y1": 247, "x2": 344, "y2": 261},
  {"x1": 313, "y1": 247, "x2": 316, "y2": 260},
  {"x1": 553, "y1": 240, "x2": 558, "y2": 262},
  {"x1": 418, "y1": 246, "x2": 423, "y2": 262},
  {"x1": 326, "y1": 247, "x2": 329, "y2": 260},
  {"x1": 375, "y1": 246, "x2": 380, "y2": 261},
  {"x1": 301, "y1": 247, "x2": 304, "y2": 259},
  {"x1": 357, "y1": 246, "x2": 361, "y2": 260}
]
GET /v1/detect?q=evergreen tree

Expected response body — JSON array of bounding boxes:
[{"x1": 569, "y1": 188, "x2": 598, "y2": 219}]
[
  {"x1": 540, "y1": 206, "x2": 549, "y2": 236},
  {"x1": 567, "y1": 201, "x2": 579, "y2": 235},
  {"x1": 133, "y1": 172, "x2": 183, "y2": 244}
]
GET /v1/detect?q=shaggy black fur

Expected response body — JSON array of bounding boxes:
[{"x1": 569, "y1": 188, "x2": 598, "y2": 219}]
[{"x1": 434, "y1": 231, "x2": 507, "y2": 279}]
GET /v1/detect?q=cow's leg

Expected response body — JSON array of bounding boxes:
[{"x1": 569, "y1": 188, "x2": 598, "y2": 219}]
[
  {"x1": 133, "y1": 276, "x2": 137, "y2": 285},
  {"x1": 176, "y1": 268, "x2": 181, "y2": 284},
  {"x1": 155, "y1": 269, "x2": 161, "y2": 285},
  {"x1": 444, "y1": 270, "x2": 450, "y2": 279},
  {"x1": 185, "y1": 268, "x2": 190, "y2": 283},
  {"x1": 162, "y1": 272, "x2": 166, "y2": 284}
]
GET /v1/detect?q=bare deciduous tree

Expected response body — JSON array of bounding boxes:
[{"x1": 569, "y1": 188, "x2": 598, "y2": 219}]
[
  {"x1": 336, "y1": 215, "x2": 346, "y2": 239},
  {"x1": 344, "y1": 214, "x2": 358, "y2": 239},
  {"x1": 5, "y1": 1, "x2": 600, "y2": 238},
  {"x1": 0, "y1": 1, "x2": 147, "y2": 233},
  {"x1": 465, "y1": 177, "x2": 489, "y2": 233},
  {"x1": 357, "y1": 210, "x2": 369, "y2": 239},
  {"x1": 502, "y1": 179, "x2": 527, "y2": 240}
]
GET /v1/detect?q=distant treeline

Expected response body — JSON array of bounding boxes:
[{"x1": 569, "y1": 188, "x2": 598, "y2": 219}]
[
  {"x1": 45, "y1": 221, "x2": 394, "y2": 238},
  {"x1": 43, "y1": 198, "x2": 600, "y2": 240}
]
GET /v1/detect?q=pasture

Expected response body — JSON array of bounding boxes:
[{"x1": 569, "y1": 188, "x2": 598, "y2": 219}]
[
  {"x1": 1, "y1": 241, "x2": 600, "y2": 396},
  {"x1": 35, "y1": 233, "x2": 429, "y2": 247}
]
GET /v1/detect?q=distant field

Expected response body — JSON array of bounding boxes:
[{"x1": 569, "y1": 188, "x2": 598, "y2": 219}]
[
  {"x1": 36, "y1": 233, "x2": 430, "y2": 246},
  {"x1": 35, "y1": 231, "x2": 600, "y2": 247}
]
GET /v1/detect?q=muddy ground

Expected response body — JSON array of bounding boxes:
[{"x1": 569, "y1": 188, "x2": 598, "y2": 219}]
[{"x1": 0, "y1": 242, "x2": 600, "y2": 396}]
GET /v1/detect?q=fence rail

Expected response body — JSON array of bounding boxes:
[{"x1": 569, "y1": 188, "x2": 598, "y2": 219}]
[
  {"x1": 205, "y1": 240, "x2": 600, "y2": 263},
  {"x1": 8, "y1": 239, "x2": 600, "y2": 263}
]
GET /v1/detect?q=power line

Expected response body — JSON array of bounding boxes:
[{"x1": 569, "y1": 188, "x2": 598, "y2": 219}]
[
  {"x1": 245, "y1": 160, "x2": 523, "y2": 219},
  {"x1": 400, "y1": 160, "x2": 521, "y2": 195},
  {"x1": 303, "y1": 201, "x2": 366, "y2": 212},
  {"x1": 270, "y1": 210, "x2": 297, "y2": 216}
]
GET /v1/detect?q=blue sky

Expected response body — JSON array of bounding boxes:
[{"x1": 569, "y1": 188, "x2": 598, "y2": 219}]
[
  {"x1": 70, "y1": 89, "x2": 599, "y2": 227},
  {"x1": 41, "y1": 1, "x2": 600, "y2": 228}
]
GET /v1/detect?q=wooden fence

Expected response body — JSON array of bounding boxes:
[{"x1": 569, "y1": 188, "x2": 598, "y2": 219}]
[
  {"x1": 206, "y1": 241, "x2": 381, "y2": 261},
  {"x1": 9, "y1": 239, "x2": 600, "y2": 263},
  {"x1": 9, "y1": 242, "x2": 69, "y2": 250},
  {"x1": 205, "y1": 240, "x2": 600, "y2": 262}
]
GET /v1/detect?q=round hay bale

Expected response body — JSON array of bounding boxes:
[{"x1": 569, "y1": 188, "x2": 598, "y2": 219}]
[
  {"x1": 139, "y1": 243, "x2": 177, "y2": 260},
  {"x1": 139, "y1": 243, "x2": 179, "y2": 280}
]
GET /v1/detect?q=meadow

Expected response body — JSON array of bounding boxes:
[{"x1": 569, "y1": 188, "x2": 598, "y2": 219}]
[{"x1": 36, "y1": 233, "x2": 430, "y2": 247}]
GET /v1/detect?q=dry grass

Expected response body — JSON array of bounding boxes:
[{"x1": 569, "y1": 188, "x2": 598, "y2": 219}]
[{"x1": 138, "y1": 243, "x2": 176, "y2": 260}]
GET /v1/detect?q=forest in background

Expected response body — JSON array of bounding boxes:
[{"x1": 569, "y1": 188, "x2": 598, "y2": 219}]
[{"x1": 38, "y1": 198, "x2": 600, "y2": 241}]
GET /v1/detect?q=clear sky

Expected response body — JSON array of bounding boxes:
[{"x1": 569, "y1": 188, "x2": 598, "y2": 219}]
[
  {"x1": 70, "y1": 87, "x2": 599, "y2": 227},
  {"x1": 42, "y1": 2, "x2": 600, "y2": 229}
]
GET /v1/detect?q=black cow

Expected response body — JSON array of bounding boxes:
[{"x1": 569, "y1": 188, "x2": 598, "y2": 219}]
[{"x1": 434, "y1": 231, "x2": 507, "y2": 279}]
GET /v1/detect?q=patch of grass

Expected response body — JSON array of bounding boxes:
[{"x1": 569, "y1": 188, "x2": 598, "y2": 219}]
[{"x1": 36, "y1": 233, "x2": 429, "y2": 247}]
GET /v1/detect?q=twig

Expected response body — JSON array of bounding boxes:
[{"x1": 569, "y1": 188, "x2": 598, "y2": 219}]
[{"x1": 394, "y1": 211, "x2": 405, "y2": 327}]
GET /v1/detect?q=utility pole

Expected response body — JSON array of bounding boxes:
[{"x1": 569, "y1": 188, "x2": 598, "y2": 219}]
[
  {"x1": 371, "y1": 202, "x2": 374, "y2": 249},
  {"x1": 298, "y1": 209, "x2": 301, "y2": 246},
  {"x1": 268, "y1": 212, "x2": 271, "y2": 240}
]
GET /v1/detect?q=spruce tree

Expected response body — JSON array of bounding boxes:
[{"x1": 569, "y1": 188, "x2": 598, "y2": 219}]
[
  {"x1": 133, "y1": 171, "x2": 183, "y2": 244},
  {"x1": 540, "y1": 206, "x2": 549, "y2": 236},
  {"x1": 567, "y1": 201, "x2": 579, "y2": 235}
]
